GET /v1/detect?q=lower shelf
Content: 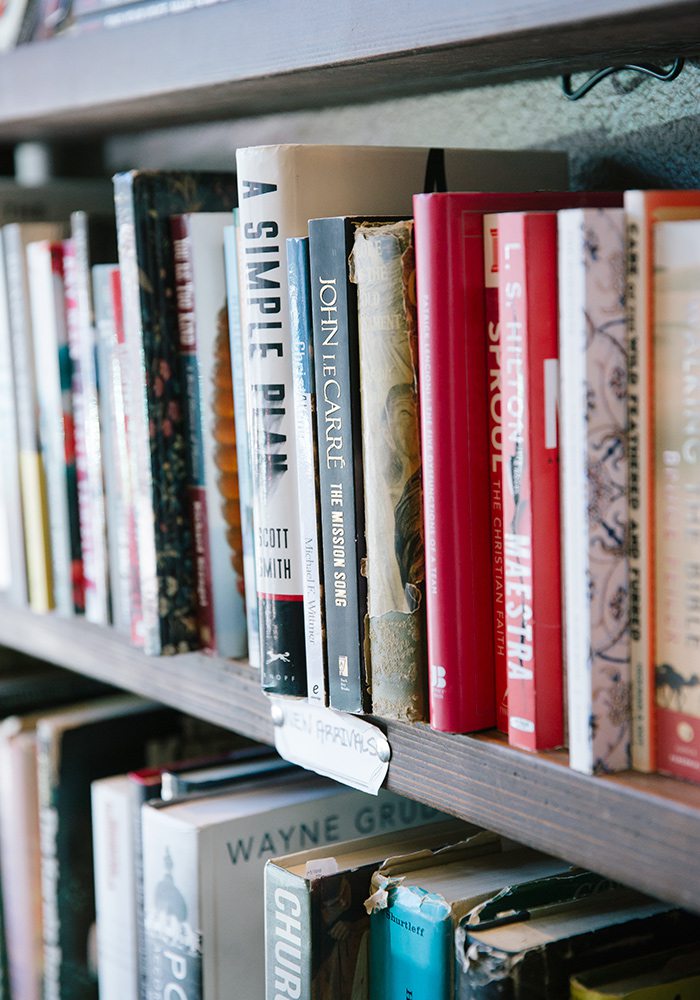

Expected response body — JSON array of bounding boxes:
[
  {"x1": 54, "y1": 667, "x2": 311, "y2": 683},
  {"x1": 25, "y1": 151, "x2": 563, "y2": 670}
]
[{"x1": 1, "y1": 600, "x2": 698, "y2": 913}]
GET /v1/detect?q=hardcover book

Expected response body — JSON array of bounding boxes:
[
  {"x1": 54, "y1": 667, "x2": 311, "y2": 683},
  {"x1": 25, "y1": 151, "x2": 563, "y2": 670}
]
[
  {"x1": 0, "y1": 232, "x2": 26, "y2": 606},
  {"x1": 264, "y1": 818, "x2": 468, "y2": 1000},
  {"x1": 288, "y1": 236, "x2": 326, "y2": 703},
  {"x1": 235, "y1": 143, "x2": 567, "y2": 697},
  {"x1": 624, "y1": 190, "x2": 700, "y2": 773},
  {"x1": 654, "y1": 219, "x2": 700, "y2": 784},
  {"x1": 458, "y1": 882, "x2": 699, "y2": 999},
  {"x1": 171, "y1": 211, "x2": 247, "y2": 658},
  {"x1": 367, "y1": 833, "x2": 569, "y2": 1000},
  {"x1": 67, "y1": 212, "x2": 115, "y2": 625},
  {"x1": 350, "y1": 219, "x2": 427, "y2": 721},
  {"x1": 558, "y1": 207, "x2": 630, "y2": 775},
  {"x1": 309, "y1": 215, "x2": 399, "y2": 713},
  {"x1": 223, "y1": 218, "x2": 260, "y2": 668},
  {"x1": 3, "y1": 221, "x2": 65, "y2": 612},
  {"x1": 496, "y1": 211, "x2": 563, "y2": 752},
  {"x1": 93, "y1": 263, "x2": 132, "y2": 635},
  {"x1": 27, "y1": 238, "x2": 84, "y2": 617},
  {"x1": 113, "y1": 170, "x2": 237, "y2": 654},
  {"x1": 142, "y1": 772, "x2": 432, "y2": 1000}
]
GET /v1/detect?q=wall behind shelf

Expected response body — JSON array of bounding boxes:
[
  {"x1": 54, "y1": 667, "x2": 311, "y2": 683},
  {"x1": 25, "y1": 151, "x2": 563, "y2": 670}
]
[{"x1": 105, "y1": 62, "x2": 700, "y2": 188}]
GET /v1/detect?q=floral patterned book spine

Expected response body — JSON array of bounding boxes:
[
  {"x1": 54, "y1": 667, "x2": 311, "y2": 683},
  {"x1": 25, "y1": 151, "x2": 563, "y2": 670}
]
[
  {"x1": 498, "y1": 211, "x2": 563, "y2": 752},
  {"x1": 350, "y1": 220, "x2": 427, "y2": 722},
  {"x1": 558, "y1": 207, "x2": 630, "y2": 775},
  {"x1": 654, "y1": 219, "x2": 700, "y2": 784},
  {"x1": 113, "y1": 171, "x2": 237, "y2": 655}
]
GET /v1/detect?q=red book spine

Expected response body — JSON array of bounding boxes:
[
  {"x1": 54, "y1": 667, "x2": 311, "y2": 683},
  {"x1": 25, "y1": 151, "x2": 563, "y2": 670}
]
[
  {"x1": 484, "y1": 217, "x2": 508, "y2": 733},
  {"x1": 414, "y1": 194, "x2": 495, "y2": 733},
  {"x1": 498, "y1": 212, "x2": 563, "y2": 751}
]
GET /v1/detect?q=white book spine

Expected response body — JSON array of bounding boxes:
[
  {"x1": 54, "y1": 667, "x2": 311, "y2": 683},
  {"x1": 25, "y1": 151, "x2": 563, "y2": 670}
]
[
  {"x1": 0, "y1": 720, "x2": 42, "y2": 1000},
  {"x1": 91, "y1": 777, "x2": 139, "y2": 1000},
  {"x1": 27, "y1": 241, "x2": 73, "y2": 617},
  {"x1": 0, "y1": 232, "x2": 27, "y2": 603},
  {"x1": 559, "y1": 207, "x2": 630, "y2": 775}
]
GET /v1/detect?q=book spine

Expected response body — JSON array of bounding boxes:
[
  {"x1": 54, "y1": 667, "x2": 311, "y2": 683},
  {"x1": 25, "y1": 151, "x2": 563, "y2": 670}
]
[
  {"x1": 142, "y1": 808, "x2": 202, "y2": 1000},
  {"x1": 0, "y1": 233, "x2": 28, "y2": 605},
  {"x1": 413, "y1": 195, "x2": 495, "y2": 733},
  {"x1": 498, "y1": 213, "x2": 563, "y2": 752},
  {"x1": 483, "y1": 216, "x2": 508, "y2": 734},
  {"x1": 370, "y1": 888, "x2": 451, "y2": 1000},
  {"x1": 114, "y1": 174, "x2": 167, "y2": 653},
  {"x1": 172, "y1": 214, "x2": 217, "y2": 651},
  {"x1": 109, "y1": 268, "x2": 145, "y2": 646},
  {"x1": 624, "y1": 192, "x2": 654, "y2": 773},
  {"x1": 309, "y1": 217, "x2": 367, "y2": 713},
  {"x1": 93, "y1": 264, "x2": 132, "y2": 634},
  {"x1": 351, "y1": 220, "x2": 427, "y2": 721},
  {"x1": 288, "y1": 236, "x2": 326, "y2": 703},
  {"x1": 4, "y1": 226, "x2": 54, "y2": 612},
  {"x1": 235, "y1": 149, "x2": 307, "y2": 695},
  {"x1": 224, "y1": 219, "x2": 259, "y2": 667},
  {"x1": 36, "y1": 727, "x2": 62, "y2": 1000},
  {"x1": 264, "y1": 864, "x2": 311, "y2": 1000},
  {"x1": 71, "y1": 212, "x2": 110, "y2": 624},
  {"x1": 560, "y1": 208, "x2": 630, "y2": 774},
  {"x1": 0, "y1": 723, "x2": 42, "y2": 1000},
  {"x1": 26, "y1": 241, "x2": 76, "y2": 618},
  {"x1": 64, "y1": 238, "x2": 96, "y2": 620},
  {"x1": 91, "y1": 780, "x2": 138, "y2": 1000},
  {"x1": 654, "y1": 220, "x2": 700, "y2": 784}
]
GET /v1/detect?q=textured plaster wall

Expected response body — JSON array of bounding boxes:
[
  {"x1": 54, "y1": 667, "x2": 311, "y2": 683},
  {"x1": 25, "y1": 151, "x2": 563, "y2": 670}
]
[{"x1": 106, "y1": 61, "x2": 700, "y2": 188}]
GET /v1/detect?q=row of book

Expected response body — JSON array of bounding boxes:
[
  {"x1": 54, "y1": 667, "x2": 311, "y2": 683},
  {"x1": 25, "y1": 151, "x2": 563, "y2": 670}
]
[
  {"x1": 0, "y1": 654, "x2": 698, "y2": 1000},
  {"x1": 0, "y1": 146, "x2": 698, "y2": 786}
]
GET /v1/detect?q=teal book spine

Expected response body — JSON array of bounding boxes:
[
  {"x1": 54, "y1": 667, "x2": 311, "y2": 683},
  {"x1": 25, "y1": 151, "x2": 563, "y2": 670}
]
[{"x1": 370, "y1": 885, "x2": 452, "y2": 1000}]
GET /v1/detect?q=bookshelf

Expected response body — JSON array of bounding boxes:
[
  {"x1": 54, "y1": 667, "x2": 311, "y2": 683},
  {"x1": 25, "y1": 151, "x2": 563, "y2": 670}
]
[
  {"x1": 0, "y1": 0, "x2": 699, "y2": 940},
  {"x1": 2, "y1": 601, "x2": 700, "y2": 914}
]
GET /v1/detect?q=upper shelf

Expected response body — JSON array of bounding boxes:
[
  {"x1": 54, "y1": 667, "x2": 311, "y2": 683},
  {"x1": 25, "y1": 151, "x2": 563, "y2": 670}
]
[
  {"x1": 0, "y1": 0, "x2": 697, "y2": 139},
  {"x1": 2, "y1": 601, "x2": 700, "y2": 915}
]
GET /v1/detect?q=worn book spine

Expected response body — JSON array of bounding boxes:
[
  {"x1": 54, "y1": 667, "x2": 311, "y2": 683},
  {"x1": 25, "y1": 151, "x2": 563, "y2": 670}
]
[
  {"x1": 350, "y1": 220, "x2": 427, "y2": 721},
  {"x1": 559, "y1": 207, "x2": 629, "y2": 774},
  {"x1": 27, "y1": 239, "x2": 83, "y2": 617},
  {"x1": 654, "y1": 219, "x2": 700, "y2": 784},
  {"x1": 224, "y1": 218, "x2": 260, "y2": 667},
  {"x1": 498, "y1": 212, "x2": 563, "y2": 752},
  {"x1": 288, "y1": 236, "x2": 326, "y2": 703},
  {"x1": 0, "y1": 232, "x2": 27, "y2": 605},
  {"x1": 172, "y1": 212, "x2": 247, "y2": 658},
  {"x1": 483, "y1": 216, "x2": 508, "y2": 734},
  {"x1": 93, "y1": 263, "x2": 132, "y2": 634},
  {"x1": 70, "y1": 212, "x2": 110, "y2": 624},
  {"x1": 309, "y1": 216, "x2": 368, "y2": 712},
  {"x1": 113, "y1": 171, "x2": 237, "y2": 654},
  {"x1": 263, "y1": 862, "x2": 312, "y2": 1000},
  {"x1": 4, "y1": 223, "x2": 57, "y2": 612}
]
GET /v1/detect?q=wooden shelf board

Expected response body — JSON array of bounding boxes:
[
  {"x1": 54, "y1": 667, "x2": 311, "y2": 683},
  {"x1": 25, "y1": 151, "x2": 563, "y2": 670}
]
[
  {"x1": 1, "y1": 601, "x2": 699, "y2": 913},
  {"x1": 0, "y1": 0, "x2": 697, "y2": 138}
]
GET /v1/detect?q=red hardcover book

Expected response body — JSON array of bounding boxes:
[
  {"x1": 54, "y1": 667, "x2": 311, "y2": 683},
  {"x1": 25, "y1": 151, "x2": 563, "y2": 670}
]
[
  {"x1": 497, "y1": 211, "x2": 563, "y2": 751},
  {"x1": 414, "y1": 191, "x2": 622, "y2": 734}
]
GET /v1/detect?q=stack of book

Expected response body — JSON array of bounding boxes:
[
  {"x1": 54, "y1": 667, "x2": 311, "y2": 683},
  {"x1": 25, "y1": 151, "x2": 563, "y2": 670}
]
[{"x1": 1, "y1": 145, "x2": 699, "y2": 790}]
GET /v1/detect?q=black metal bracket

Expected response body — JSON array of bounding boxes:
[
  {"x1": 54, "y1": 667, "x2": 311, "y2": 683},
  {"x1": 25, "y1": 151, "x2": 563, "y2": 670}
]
[{"x1": 561, "y1": 57, "x2": 685, "y2": 101}]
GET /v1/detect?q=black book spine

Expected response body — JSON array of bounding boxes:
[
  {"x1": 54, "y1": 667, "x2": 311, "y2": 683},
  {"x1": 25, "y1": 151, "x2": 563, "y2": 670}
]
[{"x1": 309, "y1": 217, "x2": 368, "y2": 713}]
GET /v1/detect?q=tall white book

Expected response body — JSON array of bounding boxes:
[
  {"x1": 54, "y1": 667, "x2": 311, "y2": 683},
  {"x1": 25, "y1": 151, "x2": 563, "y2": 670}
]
[
  {"x1": 235, "y1": 143, "x2": 567, "y2": 696},
  {"x1": 558, "y1": 207, "x2": 630, "y2": 775},
  {"x1": 142, "y1": 774, "x2": 442, "y2": 1000}
]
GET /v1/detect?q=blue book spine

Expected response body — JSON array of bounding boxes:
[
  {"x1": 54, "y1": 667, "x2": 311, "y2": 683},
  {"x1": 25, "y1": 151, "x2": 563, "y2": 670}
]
[
  {"x1": 224, "y1": 217, "x2": 260, "y2": 668},
  {"x1": 370, "y1": 886, "x2": 452, "y2": 1000},
  {"x1": 287, "y1": 237, "x2": 327, "y2": 703}
]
